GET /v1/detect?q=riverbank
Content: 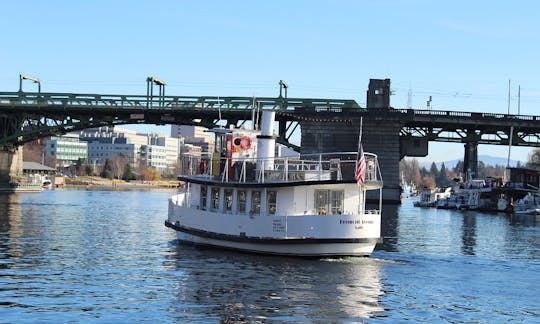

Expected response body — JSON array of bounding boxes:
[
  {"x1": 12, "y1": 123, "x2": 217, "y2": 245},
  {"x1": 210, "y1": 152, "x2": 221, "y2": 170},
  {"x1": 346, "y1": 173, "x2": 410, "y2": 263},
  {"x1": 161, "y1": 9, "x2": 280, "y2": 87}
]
[{"x1": 63, "y1": 176, "x2": 180, "y2": 191}]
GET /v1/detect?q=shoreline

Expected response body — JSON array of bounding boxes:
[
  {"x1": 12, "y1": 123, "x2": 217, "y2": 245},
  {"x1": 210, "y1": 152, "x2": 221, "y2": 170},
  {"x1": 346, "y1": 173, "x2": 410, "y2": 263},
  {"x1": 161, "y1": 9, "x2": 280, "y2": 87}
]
[{"x1": 64, "y1": 177, "x2": 180, "y2": 191}]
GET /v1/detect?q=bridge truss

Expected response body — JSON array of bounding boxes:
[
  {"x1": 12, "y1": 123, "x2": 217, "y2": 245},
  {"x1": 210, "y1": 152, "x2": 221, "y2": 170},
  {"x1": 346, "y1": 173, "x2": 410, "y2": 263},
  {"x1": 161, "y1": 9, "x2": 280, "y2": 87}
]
[
  {"x1": 0, "y1": 91, "x2": 359, "y2": 151},
  {"x1": 2, "y1": 91, "x2": 540, "y2": 153}
]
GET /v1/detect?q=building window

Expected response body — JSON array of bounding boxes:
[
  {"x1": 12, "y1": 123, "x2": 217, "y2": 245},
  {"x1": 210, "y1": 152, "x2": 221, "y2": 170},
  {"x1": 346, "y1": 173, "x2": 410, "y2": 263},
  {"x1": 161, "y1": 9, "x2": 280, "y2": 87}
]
[
  {"x1": 251, "y1": 190, "x2": 261, "y2": 215},
  {"x1": 315, "y1": 189, "x2": 344, "y2": 215},
  {"x1": 200, "y1": 186, "x2": 207, "y2": 210},
  {"x1": 211, "y1": 188, "x2": 219, "y2": 211},
  {"x1": 238, "y1": 190, "x2": 246, "y2": 213},
  {"x1": 267, "y1": 190, "x2": 277, "y2": 215}
]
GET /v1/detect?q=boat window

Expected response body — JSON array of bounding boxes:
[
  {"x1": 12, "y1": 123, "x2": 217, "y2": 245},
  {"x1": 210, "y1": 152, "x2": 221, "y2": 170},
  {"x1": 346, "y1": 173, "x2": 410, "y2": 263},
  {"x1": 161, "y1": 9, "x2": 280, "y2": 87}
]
[
  {"x1": 211, "y1": 188, "x2": 220, "y2": 211},
  {"x1": 267, "y1": 190, "x2": 277, "y2": 215},
  {"x1": 238, "y1": 190, "x2": 246, "y2": 213},
  {"x1": 251, "y1": 190, "x2": 261, "y2": 215},
  {"x1": 315, "y1": 189, "x2": 344, "y2": 215},
  {"x1": 315, "y1": 190, "x2": 329, "y2": 214},
  {"x1": 200, "y1": 186, "x2": 207, "y2": 210},
  {"x1": 225, "y1": 189, "x2": 233, "y2": 212},
  {"x1": 330, "y1": 190, "x2": 344, "y2": 214}
]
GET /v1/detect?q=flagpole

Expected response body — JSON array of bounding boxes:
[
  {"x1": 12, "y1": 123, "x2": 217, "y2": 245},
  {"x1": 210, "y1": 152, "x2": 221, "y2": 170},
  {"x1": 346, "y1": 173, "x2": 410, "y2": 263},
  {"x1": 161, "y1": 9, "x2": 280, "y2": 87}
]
[
  {"x1": 358, "y1": 117, "x2": 363, "y2": 150},
  {"x1": 357, "y1": 117, "x2": 364, "y2": 215}
]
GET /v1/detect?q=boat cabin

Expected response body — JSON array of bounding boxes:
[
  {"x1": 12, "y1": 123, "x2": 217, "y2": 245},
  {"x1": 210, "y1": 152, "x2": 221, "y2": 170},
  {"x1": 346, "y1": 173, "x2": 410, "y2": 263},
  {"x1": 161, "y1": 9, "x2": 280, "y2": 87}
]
[{"x1": 505, "y1": 167, "x2": 540, "y2": 191}]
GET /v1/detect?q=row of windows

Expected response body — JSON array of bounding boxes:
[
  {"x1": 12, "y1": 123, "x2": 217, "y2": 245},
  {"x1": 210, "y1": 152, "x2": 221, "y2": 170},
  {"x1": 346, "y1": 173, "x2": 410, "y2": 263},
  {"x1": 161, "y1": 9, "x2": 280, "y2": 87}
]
[
  {"x1": 200, "y1": 186, "x2": 277, "y2": 215},
  {"x1": 314, "y1": 189, "x2": 344, "y2": 215},
  {"x1": 197, "y1": 187, "x2": 344, "y2": 216},
  {"x1": 89, "y1": 146, "x2": 133, "y2": 150},
  {"x1": 53, "y1": 148, "x2": 87, "y2": 153}
]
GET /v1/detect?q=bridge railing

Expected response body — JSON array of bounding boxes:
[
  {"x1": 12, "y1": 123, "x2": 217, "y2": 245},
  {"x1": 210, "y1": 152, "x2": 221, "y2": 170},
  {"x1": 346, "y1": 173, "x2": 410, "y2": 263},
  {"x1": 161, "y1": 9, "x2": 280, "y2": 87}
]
[
  {"x1": 395, "y1": 108, "x2": 540, "y2": 122},
  {"x1": 0, "y1": 91, "x2": 360, "y2": 111},
  {"x1": 178, "y1": 151, "x2": 383, "y2": 189}
]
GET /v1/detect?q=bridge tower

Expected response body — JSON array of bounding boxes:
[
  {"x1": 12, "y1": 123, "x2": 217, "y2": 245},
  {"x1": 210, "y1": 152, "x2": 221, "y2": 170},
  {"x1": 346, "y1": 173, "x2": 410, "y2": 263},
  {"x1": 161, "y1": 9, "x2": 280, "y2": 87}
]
[
  {"x1": 300, "y1": 78, "x2": 402, "y2": 202},
  {"x1": 366, "y1": 78, "x2": 391, "y2": 109}
]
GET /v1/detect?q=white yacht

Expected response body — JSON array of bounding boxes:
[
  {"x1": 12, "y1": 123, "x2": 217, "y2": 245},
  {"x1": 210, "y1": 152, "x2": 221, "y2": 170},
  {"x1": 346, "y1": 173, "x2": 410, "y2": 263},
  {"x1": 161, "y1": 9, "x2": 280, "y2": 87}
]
[{"x1": 165, "y1": 111, "x2": 384, "y2": 257}]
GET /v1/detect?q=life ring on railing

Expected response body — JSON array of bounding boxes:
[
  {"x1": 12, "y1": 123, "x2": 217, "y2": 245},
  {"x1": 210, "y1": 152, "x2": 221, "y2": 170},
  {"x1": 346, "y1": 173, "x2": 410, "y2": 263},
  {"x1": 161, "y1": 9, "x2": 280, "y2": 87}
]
[{"x1": 240, "y1": 136, "x2": 252, "y2": 150}]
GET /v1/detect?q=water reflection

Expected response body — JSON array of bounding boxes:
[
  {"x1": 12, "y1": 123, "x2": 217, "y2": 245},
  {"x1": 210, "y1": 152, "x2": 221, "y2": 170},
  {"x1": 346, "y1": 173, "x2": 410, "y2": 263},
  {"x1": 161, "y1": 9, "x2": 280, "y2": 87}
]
[
  {"x1": 0, "y1": 194, "x2": 24, "y2": 263},
  {"x1": 166, "y1": 244, "x2": 385, "y2": 322},
  {"x1": 379, "y1": 203, "x2": 399, "y2": 252},
  {"x1": 509, "y1": 213, "x2": 539, "y2": 227},
  {"x1": 461, "y1": 213, "x2": 477, "y2": 255}
]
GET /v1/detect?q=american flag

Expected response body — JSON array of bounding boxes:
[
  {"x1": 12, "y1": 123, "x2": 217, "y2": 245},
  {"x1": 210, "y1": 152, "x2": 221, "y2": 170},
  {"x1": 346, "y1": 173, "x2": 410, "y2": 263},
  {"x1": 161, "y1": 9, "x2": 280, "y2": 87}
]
[{"x1": 356, "y1": 143, "x2": 366, "y2": 186}]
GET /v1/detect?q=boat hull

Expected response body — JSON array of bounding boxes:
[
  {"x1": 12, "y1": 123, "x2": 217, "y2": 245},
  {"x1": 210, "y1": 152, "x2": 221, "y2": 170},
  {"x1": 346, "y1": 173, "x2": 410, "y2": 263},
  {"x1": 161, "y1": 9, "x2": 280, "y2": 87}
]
[
  {"x1": 166, "y1": 220, "x2": 378, "y2": 257},
  {"x1": 167, "y1": 192, "x2": 381, "y2": 257}
]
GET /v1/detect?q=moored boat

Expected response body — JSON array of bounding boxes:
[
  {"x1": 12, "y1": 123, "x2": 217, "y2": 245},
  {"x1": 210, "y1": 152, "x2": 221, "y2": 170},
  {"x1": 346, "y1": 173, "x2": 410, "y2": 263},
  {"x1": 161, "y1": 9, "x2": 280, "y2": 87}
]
[
  {"x1": 165, "y1": 111, "x2": 384, "y2": 257},
  {"x1": 414, "y1": 187, "x2": 451, "y2": 208}
]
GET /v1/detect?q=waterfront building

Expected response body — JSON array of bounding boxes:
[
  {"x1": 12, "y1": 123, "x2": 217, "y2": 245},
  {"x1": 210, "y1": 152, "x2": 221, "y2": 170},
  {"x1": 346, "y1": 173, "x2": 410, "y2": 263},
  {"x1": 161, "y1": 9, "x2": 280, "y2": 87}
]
[
  {"x1": 43, "y1": 135, "x2": 88, "y2": 168},
  {"x1": 148, "y1": 135, "x2": 181, "y2": 171},
  {"x1": 171, "y1": 125, "x2": 214, "y2": 153},
  {"x1": 80, "y1": 126, "x2": 180, "y2": 172}
]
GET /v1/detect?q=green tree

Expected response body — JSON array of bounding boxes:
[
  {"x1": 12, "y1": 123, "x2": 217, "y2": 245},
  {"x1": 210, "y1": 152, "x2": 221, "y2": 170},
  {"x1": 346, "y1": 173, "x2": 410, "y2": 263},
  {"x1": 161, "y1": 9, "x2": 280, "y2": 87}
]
[
  {"x1": 430, "y1": 162, "x2": 439, "y2": 181},
  {"x1": 437, "y1": 162, "x2": 450, "y2": 187},
  {"x1": 101, "y1": 159, "x2": 113, "y2": 179},
  {"x1": 122, "y1": 163, "x2": 136, "y2": 181},
  {"x1": 85, "y1": 164, "x2": 94, "y2": 176}
]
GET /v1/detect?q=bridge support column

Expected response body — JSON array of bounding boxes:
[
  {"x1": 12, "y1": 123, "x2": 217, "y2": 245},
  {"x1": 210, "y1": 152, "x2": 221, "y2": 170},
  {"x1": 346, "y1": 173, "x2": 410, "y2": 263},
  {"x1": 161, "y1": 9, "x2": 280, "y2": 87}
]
[
  {"x1": 463, "y1": 142, "x2": 478, "y2": 179},
  {"x1": 0, "y1": 148, "x2": 23, "y2": 189}
]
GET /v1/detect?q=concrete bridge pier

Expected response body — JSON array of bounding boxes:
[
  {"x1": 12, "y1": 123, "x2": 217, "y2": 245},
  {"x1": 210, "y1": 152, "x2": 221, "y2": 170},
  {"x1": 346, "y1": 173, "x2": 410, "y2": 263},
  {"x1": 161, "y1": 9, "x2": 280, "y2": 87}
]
[
  {"x1": 463, "y1": 142, "x2": 479, "y2": 179},
  {"x1": 0, "y1": 148, "x2": 23, "y2": 189}
]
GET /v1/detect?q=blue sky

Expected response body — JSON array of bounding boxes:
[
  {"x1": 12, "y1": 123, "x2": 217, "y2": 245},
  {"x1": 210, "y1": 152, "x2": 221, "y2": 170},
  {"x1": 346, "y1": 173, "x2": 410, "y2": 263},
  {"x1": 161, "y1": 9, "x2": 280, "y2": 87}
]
[{"x1": 2, "y1": 1, "x2": 539, "y2": 163}]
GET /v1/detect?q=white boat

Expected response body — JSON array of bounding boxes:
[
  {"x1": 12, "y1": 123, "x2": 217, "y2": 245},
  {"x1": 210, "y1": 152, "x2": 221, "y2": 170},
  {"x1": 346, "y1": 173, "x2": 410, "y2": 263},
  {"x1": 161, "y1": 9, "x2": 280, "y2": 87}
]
[
  {"x1": 498, "y1": 193, "x2": 540, "y2": 215},
  {"x1": 165, "y1": 111, "x2": 384, "y2": 257},
  {"x1": 42, "y1": 178, "x2": 53, "y2": 190},
  {"x1": 414, "y1": 187, "x2": 451, "y2": 208}
]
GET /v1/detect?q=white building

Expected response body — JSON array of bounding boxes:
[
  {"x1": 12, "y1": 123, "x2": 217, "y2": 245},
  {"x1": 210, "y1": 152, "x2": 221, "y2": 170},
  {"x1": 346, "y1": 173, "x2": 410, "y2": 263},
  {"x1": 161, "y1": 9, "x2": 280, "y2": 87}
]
[
  {"x1": 149, "y1": 135, "x2": 181, "y2": 169},
  {"x1": 171, "y1": 125, "x2": 214, "y2": 153},
  {"x1": 43, "y1": 134, "x2": 88, "y2": 168},
  {"x1": 80, "y1": 126, "x2": 180, "y2": 172},
  {"x1": 86, "y1": 142, "x2": 139, "y2": 166}
]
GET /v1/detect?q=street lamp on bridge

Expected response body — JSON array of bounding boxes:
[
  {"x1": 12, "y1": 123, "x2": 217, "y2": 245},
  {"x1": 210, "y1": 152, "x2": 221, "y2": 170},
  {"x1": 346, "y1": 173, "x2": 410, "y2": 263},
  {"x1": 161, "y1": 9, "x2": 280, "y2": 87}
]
[
  {"x1": 146, "y1": 76, "x2": 166, "y2": 107},
  {"x1": 19, "y1": 74, "x2": 41, "y2": 93},
  {"x1": 279, "y1": 80, "x2": 288, "y2": 98}
]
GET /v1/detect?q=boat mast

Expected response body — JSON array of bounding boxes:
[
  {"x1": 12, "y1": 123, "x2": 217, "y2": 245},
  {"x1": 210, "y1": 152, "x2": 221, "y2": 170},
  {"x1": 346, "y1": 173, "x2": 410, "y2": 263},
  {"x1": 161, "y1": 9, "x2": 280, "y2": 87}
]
[{"x1": 505, "y1": 80, "x2": 513, "y2": 183}]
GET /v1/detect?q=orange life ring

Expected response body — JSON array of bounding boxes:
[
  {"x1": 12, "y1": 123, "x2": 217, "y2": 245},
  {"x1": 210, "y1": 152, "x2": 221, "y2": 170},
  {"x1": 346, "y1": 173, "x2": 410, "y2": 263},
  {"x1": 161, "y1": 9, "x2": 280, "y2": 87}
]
[{"x1": 240, "y1": 136, "x2": 252, "y2": 150}]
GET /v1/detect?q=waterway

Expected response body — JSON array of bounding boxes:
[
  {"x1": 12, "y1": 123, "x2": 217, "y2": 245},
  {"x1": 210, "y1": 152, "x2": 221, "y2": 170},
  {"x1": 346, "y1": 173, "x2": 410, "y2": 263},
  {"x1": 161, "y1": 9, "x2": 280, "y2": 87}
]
[{"x1": 1, "y1": 190, "x2": 539, "y2": 323}]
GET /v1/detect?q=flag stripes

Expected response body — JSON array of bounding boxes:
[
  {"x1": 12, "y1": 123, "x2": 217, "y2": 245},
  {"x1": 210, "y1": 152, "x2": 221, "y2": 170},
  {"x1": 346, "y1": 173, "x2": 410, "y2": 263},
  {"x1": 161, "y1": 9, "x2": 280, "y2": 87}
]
[{"x1": 356, "y1": 144, "x2": 366, "y2": 186}]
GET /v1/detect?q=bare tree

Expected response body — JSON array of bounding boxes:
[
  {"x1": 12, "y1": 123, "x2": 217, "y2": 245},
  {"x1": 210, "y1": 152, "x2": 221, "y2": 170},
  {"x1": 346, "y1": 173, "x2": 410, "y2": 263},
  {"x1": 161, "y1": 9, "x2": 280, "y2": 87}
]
[{"x1": 109, "y1": 156, "x2": 126, "y2": 179}]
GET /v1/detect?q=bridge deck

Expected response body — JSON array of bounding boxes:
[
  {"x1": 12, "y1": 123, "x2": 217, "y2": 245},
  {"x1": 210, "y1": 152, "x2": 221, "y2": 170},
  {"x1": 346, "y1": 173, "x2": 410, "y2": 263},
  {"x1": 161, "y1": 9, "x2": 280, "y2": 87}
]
[{"x1": 1, "y1": 91, "x2": 540, "y2": 149}]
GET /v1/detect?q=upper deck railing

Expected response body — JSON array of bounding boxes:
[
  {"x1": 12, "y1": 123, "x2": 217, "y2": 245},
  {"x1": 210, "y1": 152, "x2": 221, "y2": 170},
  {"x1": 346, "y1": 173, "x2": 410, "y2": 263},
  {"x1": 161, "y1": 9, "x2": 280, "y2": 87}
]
[{"x1": 179, "y1": 152, "x2": 383, "y2": 188}]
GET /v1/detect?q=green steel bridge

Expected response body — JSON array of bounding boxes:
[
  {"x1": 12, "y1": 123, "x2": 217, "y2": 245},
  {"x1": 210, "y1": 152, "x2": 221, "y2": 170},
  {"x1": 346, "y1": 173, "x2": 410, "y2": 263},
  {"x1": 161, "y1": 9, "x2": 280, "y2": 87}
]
[
  {"x1": 2, "y1": 89, "x2": 540, "y2": 201},
  {"x1": 0, "y1": 91, "x2": 363, "y2": 151},
  {"x1": 1, "y1": 90, "x2": 540, "y2": 152}
]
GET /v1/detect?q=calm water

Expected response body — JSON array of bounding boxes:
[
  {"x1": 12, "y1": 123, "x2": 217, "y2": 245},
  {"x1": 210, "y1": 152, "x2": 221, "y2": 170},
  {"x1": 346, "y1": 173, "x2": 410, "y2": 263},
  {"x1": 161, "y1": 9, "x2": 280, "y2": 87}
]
[{"x1": 0, "y1": 190, "x2": 539, "y2": 323}]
